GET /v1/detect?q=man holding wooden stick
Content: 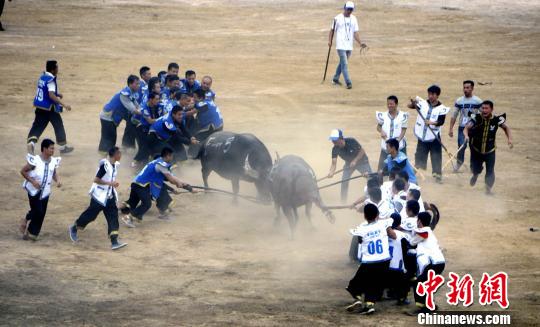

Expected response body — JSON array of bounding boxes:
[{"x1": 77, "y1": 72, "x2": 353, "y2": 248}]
[{"x1": 327, "y1": 1, "x2": 367, "y2": 89}]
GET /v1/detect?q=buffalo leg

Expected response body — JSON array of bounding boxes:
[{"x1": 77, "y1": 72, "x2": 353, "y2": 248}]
[
  {"x1": 231, "y1": 178, "x2": 240, "y2": 205},
  {"x1": 273, "y1": 203, "x2": 281, "y2": 227},
  {"x1": 202, "y1": 166, "x2": 211, "y2": 189},
  {"x1": 282, "y1": 207, "x2": 297, "y2": 240},
  {"x1": 305, "y1": 202, "x2": 313, "y2": 226}
]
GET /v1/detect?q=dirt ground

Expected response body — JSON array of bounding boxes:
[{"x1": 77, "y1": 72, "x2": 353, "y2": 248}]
[{"x1": 0, "y1": 0, "x2": 539, "y2": 326}]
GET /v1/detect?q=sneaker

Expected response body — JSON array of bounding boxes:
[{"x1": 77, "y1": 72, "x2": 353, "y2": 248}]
[
  {"x1": 358, "y1": 303, "x2": 375, "y2": 315},
  {"x1": 111, "y1": 240, "x2": 128, "y2": 250},
  {"x1": 60, "y1": 145, "x2": 74, "y2": 154},
  {"x1": 157, "y1": 212, "x2": 170, "y2": 220},
  {"x1": 346, "y1": 84, "x2": 353, "y2": 89},
  {"x1": 435, "y1": 176, "x2": 442, "y2": 184},
  {"x1": 453, "y1": 163, "x2": 462, "y2": 173},
  {"x1": 69, "y1": 224, "x2": 79, "y2": 242},
  {"x1": 332, "y1": 79, "x2": 342, "y2": 86},
  {"x1": 121, "y1": 215, "x2": 136, "y2": 228},
  {"x1": 470, "y1": 174, "x2": 478, "y2": 186},
  {"x1": 345, "y1": 300, "x2": 363, "y2": 313},
  {"x1": 485, "y1": 186, "x2": 494, "y2": 196}
]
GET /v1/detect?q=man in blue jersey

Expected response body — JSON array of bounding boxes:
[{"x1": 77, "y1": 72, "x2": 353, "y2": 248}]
[
  {"x1": 201, "y1": 76, "x2": 216, "y2": 101},
  {"x1": 137, "y1": 66, "x2": 152, "y2": 105},
  {"x1": 147, "y1": 105, "x2": 198, "y2": 162},
  {"x1": 192, "y1": 89, "x2": 223, "y2": 141},
  {"x1": 160, "y1": 62, "x2": 179, "y2": 86},
  {"x1": 98, "y1": 75, "x2": 141, "y2": 154},
  {"x1": 161, "y1": 75, "x2": 181, "y2": 106},
  {"x1": 380, "y1": 138, "x2": 417, "y2": 185},
  {"x1": 27, "y1": 60, "x2": 74, "y2": 154},
  {"x1": 181, "y1": 70, "x2": 201, "y2": 94},
  {"x1": 120, "y1": 147, "x2": 195, "y2": 225},
  {"x1": 132, "y1": 92, "x2": 164, "y2": 168}
]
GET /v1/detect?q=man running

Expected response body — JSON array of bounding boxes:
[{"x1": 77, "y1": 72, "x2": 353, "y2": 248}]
[
  {"x1": 27, "y1": 60, "x2": 74, "y2": 154},
  {"x1": 464, "y1": 100, "x2": 513, "y2": 194},
  {"x1": 69, "y1": 147, "x2": 127, "y2": 250},
  {"x1": 20, "y1": 139, "x2": 62, "y2": 240}
]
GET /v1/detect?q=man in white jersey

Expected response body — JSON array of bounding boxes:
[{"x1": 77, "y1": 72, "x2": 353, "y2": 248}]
[
  {"x1": 20, "y1": 139, "x2": 62, "y2": 240},
  {"x1": 345, "y1": 204, "x2": 395, "y2": 315},
  {"x1": 409, "y1": 85, "x2": 450, "y2": 183},
  {"x1": 407, "y1": 212, "x2": 445, "y2": 315},
  {"x1": 376, "y1": 95, "x2": 408, "y2": 171},
  {"x1": 69, "y1": 147, "x2": 127, "y2": 250},
  {"x1": 328, "y1": 1, "x2": 367, "y2": 89},
  {"x1": 387, "y1": 213, "x2": 411, "y2": 305},
  {"x1": 448, "y1": 80, "x2": 482, "y2": 172}
]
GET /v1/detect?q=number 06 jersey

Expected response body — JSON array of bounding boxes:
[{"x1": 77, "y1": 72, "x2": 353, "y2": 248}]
[{"x1": 350, "y1": 219, "x2": 391, "y2": 263}]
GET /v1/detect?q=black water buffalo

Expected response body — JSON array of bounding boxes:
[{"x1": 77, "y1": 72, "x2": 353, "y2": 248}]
[
  {"x1": 198, "y1": 131, "x2": 273, "y2": 203},
  {"x1": 270, "y1": 155, "x2": 335, "y2": 238}
]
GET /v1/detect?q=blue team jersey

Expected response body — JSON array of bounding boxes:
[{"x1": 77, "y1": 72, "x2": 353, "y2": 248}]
[
  {"x1": 384, "y1": 152, "x2": 417, "y2": 184},
  {"x1": 103, "y1": 86, "x2": 137, "y2": 125},
  {"x1": 150, "y1": 112, "x2": 179, "y2": 141},
  {"x1": 138, "y1": 80, "x2": 148, "y2": 105},
  {"x1": 204, "y1": 89, "x2": 216, "y2": 101},
  {"x1": 134, "y1": 157, "x2": 172, "y2": 199},
  {"x1": 133, "y1": 101, "x2": 164, "y2": 130},
  {"x1": 33, "y1": 72, "x2": 61, "y2": 112},
  {"x1": 195, "y1": 99, "x2": 223, "y2": 130},
  {"x1": 181, "y1": 79, "x2": 201, "y2": 94}
]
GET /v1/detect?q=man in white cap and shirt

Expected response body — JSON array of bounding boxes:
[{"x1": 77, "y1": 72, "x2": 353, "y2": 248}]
[
  {"x1": 327, "y1": 129, "x2": 372, "y2": 202},
  {"x1": 328, "y1": 1, "x2": 367, "y2": 89}
]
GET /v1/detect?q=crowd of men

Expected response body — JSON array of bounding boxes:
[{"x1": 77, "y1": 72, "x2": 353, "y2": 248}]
[{"x1": 19, "y1": 28, "x2": 514, "y2": 317}]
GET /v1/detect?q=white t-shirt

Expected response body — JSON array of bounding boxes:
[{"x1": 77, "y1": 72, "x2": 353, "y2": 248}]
[{"x1": 332, "y1": 13, "x2": 359, "y2": 51}]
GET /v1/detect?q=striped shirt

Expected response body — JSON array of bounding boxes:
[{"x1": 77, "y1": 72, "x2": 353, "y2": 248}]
[{"x1": 453, "y1": 95, "x2": 482, "y2": 127}]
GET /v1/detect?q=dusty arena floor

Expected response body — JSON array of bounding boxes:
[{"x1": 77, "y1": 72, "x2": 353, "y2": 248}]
[{"x1": 0, "y1": 0, "x2": 539, "y2": 326}]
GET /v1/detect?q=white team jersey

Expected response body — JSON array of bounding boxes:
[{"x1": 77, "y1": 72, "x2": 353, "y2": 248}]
[
  {"x1": 89, "y1": 159, "x2": 120, "y2": 206},
  {"x1": 332, "y1": 13, "x2": 359, "y2": 51},
  {"x1": 23, "y1": 154, "x2": 61, "y2": 199},
  {"x1": 410, "y1": 227, "x2": 445, "y2": 275},
  {"x1": 364, "y1": 198, "x2": 395, "y2": 219},
  {"x1": 413, "y1": 96, "x2": 450, "y2": 142},
  {"x1": 381, "y1": 181, "x2": 393, "y2": 202},
  {"x1": 376, "y1": 110, "x2": 408, "y2": 150},
  {"x1": 389, "y1": 230, "x2": 410, "y2": 272},
  {"x1": 392, "y1": 190, "x2": 408, "y2": 214},
  {"x1": 350, "y1": 220, "x2": 391, "y2": 263},
  {"x1": 400, "y1": 216, "x2": 418, "y2": 235}
]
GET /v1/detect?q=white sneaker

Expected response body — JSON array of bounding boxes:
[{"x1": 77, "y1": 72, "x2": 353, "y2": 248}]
[{"x1": 121, "y1": 215, "x2": 136, "y2": 228}]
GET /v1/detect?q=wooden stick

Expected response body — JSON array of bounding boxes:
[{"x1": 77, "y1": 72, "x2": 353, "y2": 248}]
[
  {"x1": 316, "y1": 168, "x2": 344, "y2": 183},
  {"x1": 442, "y1": 142, "x2": 467, "y2": 171}
]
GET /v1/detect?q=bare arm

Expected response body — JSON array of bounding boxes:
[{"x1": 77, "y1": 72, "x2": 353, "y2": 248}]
[
  {"x1": 398, "y1": 127, "x2": 406, "y2": 141},
  {"x1": 353, "y1": 31, "x2": 364, "y2": 47},
  {"x1": 49, "y1": 91, "x2": 71, "y2": 111},
  {"x1": 448, "y1": 117, "x2": 457, "y2": 137},
  {"x1": 350, "y1": 148, "x2": 366, "y2": 168},
  {"x1": 501, "y1": 123, "x2": 513, "y2": 148},
  {"x1": 328, "y1": 28, "x2": 334, "y2": 47},
  {"x1": 21, "y1": 164, "x2": 41, "y2": 189},
  {"x1": 328, "y1": 157, "x2": 338, "y2": 178},
  {"x1": 53, "y1": 170, "x2": 62, "y2": 188},
  {"x1": 377, "y1": 124, "x2": 387, "y2": 140},
  {"x1": 387, "y1": 227, "x2": 397, "y2": 240}
]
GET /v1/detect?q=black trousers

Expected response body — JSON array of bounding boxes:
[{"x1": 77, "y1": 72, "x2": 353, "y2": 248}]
[
  {"x1": 126, "y1": 183, "x2": 172, "y2": 220},
  {"x1": 147, "y1": 133, "x2": 168, "y2": 159},
  {"x1": 25, "y1": 193, "x2": 49, "y2": 237},
  {"x1": 387, "y1": 269, "x2": 409, "y2": 301},
  {"x1": 471, "y1": 149, "x2": 496, "y2": 188},
  {"x1": 347, "y1": 260, "x2": 390, "y2": 303},
  {"x1": 98, "y1": 119, "x2": 117, "y2": 153},
  {"x1": 75, "y1": 197, "x2": 119, "y2": 238},
  {"x1": 133, "y1": 126, "x2": 151, "y2": 163},
  {"x1": 413, "y1": 263, "x2": 445, "y2": 307},
  {"x1": 27, "y1": 108, "x2": 67, "y2": 145},
  {"x1": 121, "y1": 113, "x2": 137, "y2": 149},
  {"x1": 415, "y1": 139, "x2": 442, "y2": 177}
]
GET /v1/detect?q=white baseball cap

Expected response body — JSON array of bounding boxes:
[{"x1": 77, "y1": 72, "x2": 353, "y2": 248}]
[
  {"x1": 329, "y1": 129, "x2": 344, "y2": 141},
  {"x1": 344, "y1": 1, "x2": 355, "y2": 10}
]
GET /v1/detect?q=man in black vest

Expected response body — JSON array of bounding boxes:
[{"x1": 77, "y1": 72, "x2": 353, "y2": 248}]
[{"x1": 464, "y1": 100, "x2": 513, "y2": 194}]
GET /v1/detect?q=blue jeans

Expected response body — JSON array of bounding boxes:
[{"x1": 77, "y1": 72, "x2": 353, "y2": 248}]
[
  {"x1": 457, "y1": 126, "x2": 467, "y2": 167},
  {"x1": 333, "y1": 50, "x2": 352, "y2": 86}
]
